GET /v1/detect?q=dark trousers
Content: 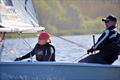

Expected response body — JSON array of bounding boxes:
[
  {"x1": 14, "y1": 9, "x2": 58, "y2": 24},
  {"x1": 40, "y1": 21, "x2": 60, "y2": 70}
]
[
  {"x1": 79, "y1": 54, "x2": 108, "y2": 64},
  {"x1": 79, "y1": 51, "x2": 118, "y2": 64}
]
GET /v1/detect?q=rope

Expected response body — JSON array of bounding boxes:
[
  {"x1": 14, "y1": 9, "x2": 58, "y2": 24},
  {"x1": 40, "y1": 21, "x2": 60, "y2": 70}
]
[
  {"x1": 17, "y1": 33, "x2": 33, "y2": 61},
  {"x1": 53, "y1": 34, "x2": 89, "y2": 62},
  {"x1": 53, "y1": 35, "x2": 88, "y2": 50},
  {"x1": 25, "y1": 0, "x2": 38, "y2": 26},
  {"x1": 72, "y1": 54, "x2": 88, "y2": 62},
  {"x1": 17, "y1": 0, "x2": 36, "y2": 28},
  {"x1": 73, "y1": 35, "x2": 96, "y2": 62},
  {"x1": 18, "y1": 33, "x2": 32, "y2": 49}
]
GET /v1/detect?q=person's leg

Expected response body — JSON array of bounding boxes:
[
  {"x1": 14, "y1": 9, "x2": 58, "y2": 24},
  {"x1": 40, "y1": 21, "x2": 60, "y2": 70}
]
[
  {"x1": 79, "y1": 53, "x2": 107, "y2": 64},
  {"x1": 79, "y1": 54, "x2": 97, "y2": 63}
]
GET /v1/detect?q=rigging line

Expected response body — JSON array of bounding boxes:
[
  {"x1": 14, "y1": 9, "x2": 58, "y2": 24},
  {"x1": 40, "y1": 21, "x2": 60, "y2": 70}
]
[
  {"x1": 53, "y1": 35, "x2": 88, "y2": 50},
  {"x1": 24, "y1": 0, "x2": 37, "y2": 27},
  {"x1": 25, "y1": 7, "x2": 36, "y2": 27},
  {"x1": 17, "y1": 33, "x2": 33, "y2": 61},
  {"x1": 53, "y1": 34, "x2": 89, "y2": 62},
  {"x1": 72, "y1": 54, "x2": 88, "y2": 62},
  {"x1": 31, "y1": 0, "x2": 40, "y2": 26},
  {"x1": 25, "y1": 0, "x2": 38, "y2": 24},
  {"x1": 18, "y1": 0, "x2": 36, "y2": 27},
  {"x1": 18, "y1": 33, "x2": 32, "y2": 49}
]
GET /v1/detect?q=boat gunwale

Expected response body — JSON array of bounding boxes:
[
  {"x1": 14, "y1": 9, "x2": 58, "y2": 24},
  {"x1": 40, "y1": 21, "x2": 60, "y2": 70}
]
[{"x1": 0, "y1": 62, "x2": 120, "y2": 68}]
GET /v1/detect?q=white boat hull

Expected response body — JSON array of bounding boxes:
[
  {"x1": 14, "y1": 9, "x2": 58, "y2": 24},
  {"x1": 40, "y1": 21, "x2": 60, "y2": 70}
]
[{"x1": 0, "y1": 62, "x2": 120, "y2": 80}]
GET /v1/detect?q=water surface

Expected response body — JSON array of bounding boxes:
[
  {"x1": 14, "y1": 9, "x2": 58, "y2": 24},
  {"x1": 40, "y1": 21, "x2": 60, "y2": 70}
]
[{"x1": 1, "y1": 34, "x2": 120, "y2": 65}]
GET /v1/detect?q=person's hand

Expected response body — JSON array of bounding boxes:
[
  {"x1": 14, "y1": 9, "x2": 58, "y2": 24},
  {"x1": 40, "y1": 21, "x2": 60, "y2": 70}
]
[
  {"x1": 14, "y1": 57, "x2": 22, "y2": 61},
  {"x1": 87, "y1": 48, "x2": 94, "y2": 54}
]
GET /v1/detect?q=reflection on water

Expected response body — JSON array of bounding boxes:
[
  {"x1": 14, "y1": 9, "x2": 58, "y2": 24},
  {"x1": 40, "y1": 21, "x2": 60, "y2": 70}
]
[{"x1": 0, "y1": 35, "x2": 120, "y2": 64}]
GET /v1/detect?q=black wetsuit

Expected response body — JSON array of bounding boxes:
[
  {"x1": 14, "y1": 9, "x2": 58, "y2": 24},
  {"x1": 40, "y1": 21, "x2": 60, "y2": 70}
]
[
  {"x1": 20, "y1": 43, "x2": 55, "y2": 61},
  {"x1": 79, "y1": 26, "x2": 120, "y2": 64}
]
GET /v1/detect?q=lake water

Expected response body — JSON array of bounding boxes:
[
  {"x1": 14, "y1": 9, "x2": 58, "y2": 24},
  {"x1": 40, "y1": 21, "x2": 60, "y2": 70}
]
[{"x1": 0, "y1": 34, "x2": 120, "y2": 65}]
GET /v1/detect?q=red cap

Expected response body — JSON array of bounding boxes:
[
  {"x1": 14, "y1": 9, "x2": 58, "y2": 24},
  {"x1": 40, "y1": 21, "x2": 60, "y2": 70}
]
[{"x1": 38, "y1": 32, "x2": 51, "y2": 41}]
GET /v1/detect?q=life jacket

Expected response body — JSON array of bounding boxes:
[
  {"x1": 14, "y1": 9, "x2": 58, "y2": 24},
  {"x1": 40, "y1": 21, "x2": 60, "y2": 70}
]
[
  {"x1": 98, "y1": 32, "x2": 120, "y2": 64},
  {"x1": 36, "y1": 43, "x2": 55, "y2": 61}
]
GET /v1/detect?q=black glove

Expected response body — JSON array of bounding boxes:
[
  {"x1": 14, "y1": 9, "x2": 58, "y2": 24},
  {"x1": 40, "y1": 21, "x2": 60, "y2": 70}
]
[
  {"x1": 14, "y1": 57, "x2": 22, "y2": 61},
  {"x1": 87, "y1": 48, "x2": 94, "y2": 54}
]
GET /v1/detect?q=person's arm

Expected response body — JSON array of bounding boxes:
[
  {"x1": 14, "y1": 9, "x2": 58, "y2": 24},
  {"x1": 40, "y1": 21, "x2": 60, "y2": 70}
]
[
  {"x1": 45, "y1": 45, "x2": 55, "y2": 61},
  {"x1": 87, "y1": 30, "x2": 110, "y2": 53},
  {"x1": 49, "y1": 45, "x2": 55, "y2": 61},
  {"x1": 20, "y1": 50, "x2": 35, "y2": 60},
  {"x1": 92, "y1": 30, "x2": 110, "y2": 50},
  {"x1": 15, "y1": 44, "x2": 38, "y2": 61}
]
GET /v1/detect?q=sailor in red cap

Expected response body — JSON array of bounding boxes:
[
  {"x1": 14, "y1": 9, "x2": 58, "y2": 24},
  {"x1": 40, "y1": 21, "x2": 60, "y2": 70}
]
[
  {"x1": 15, "y1": 32, "x2": 55, "y2": 61},
  {"x1": 38, "y1": 32, "x2": 51, "y2": 44}
]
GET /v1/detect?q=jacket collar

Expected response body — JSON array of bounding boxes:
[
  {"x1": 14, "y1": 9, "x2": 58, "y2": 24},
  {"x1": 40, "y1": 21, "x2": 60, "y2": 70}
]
[{"x1": 107, "y1": 26, "x2": 116, "y2": 30}]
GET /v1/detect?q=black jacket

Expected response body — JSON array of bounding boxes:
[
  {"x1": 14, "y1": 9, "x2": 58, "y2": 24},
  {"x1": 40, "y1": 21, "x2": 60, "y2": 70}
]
[
  {"x1": 20, "y1": 43, "x2": 55, "y2": 61},
  {"x1": 92, "y1": 26, "x2": 118, "y2": 51},
  {"x1": 91, "y1": 26, "x2": 120, "y2": 64}
]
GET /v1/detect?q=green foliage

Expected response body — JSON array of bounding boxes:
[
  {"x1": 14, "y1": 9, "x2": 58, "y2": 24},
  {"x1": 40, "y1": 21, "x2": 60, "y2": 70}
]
[
  {"x1": 46, "y1": 24, "x2": 58, "y2": 35},
  {"x1": 81, "y1": 16, "x2": 104, "y2": 33},
  {"x1": 33, "y1": 0, "x2": 120, "y2": 35},
  {"x1": 5, "y1": 33, "x2": 38, "y2": 38}
]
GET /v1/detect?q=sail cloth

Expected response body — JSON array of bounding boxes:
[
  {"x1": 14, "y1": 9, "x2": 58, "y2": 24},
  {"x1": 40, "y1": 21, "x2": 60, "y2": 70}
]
[{"x1": 0, "y1": 0, "x2": 45, "y2": 33}]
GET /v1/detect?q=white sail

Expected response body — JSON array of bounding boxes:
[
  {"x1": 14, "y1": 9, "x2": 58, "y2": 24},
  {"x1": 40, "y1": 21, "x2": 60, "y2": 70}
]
[{"x1": 0, "y1": 0, "x2": 45, "y2": 33}]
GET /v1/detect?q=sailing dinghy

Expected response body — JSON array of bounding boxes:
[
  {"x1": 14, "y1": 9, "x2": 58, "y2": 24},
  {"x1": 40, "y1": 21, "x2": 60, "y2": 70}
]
[
  {"x1": 0, "y1": 62, "x2": 120, "y2": 80},
  {"x1": 0, "y1": 0, "x2": 120, "y2": 80}
]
